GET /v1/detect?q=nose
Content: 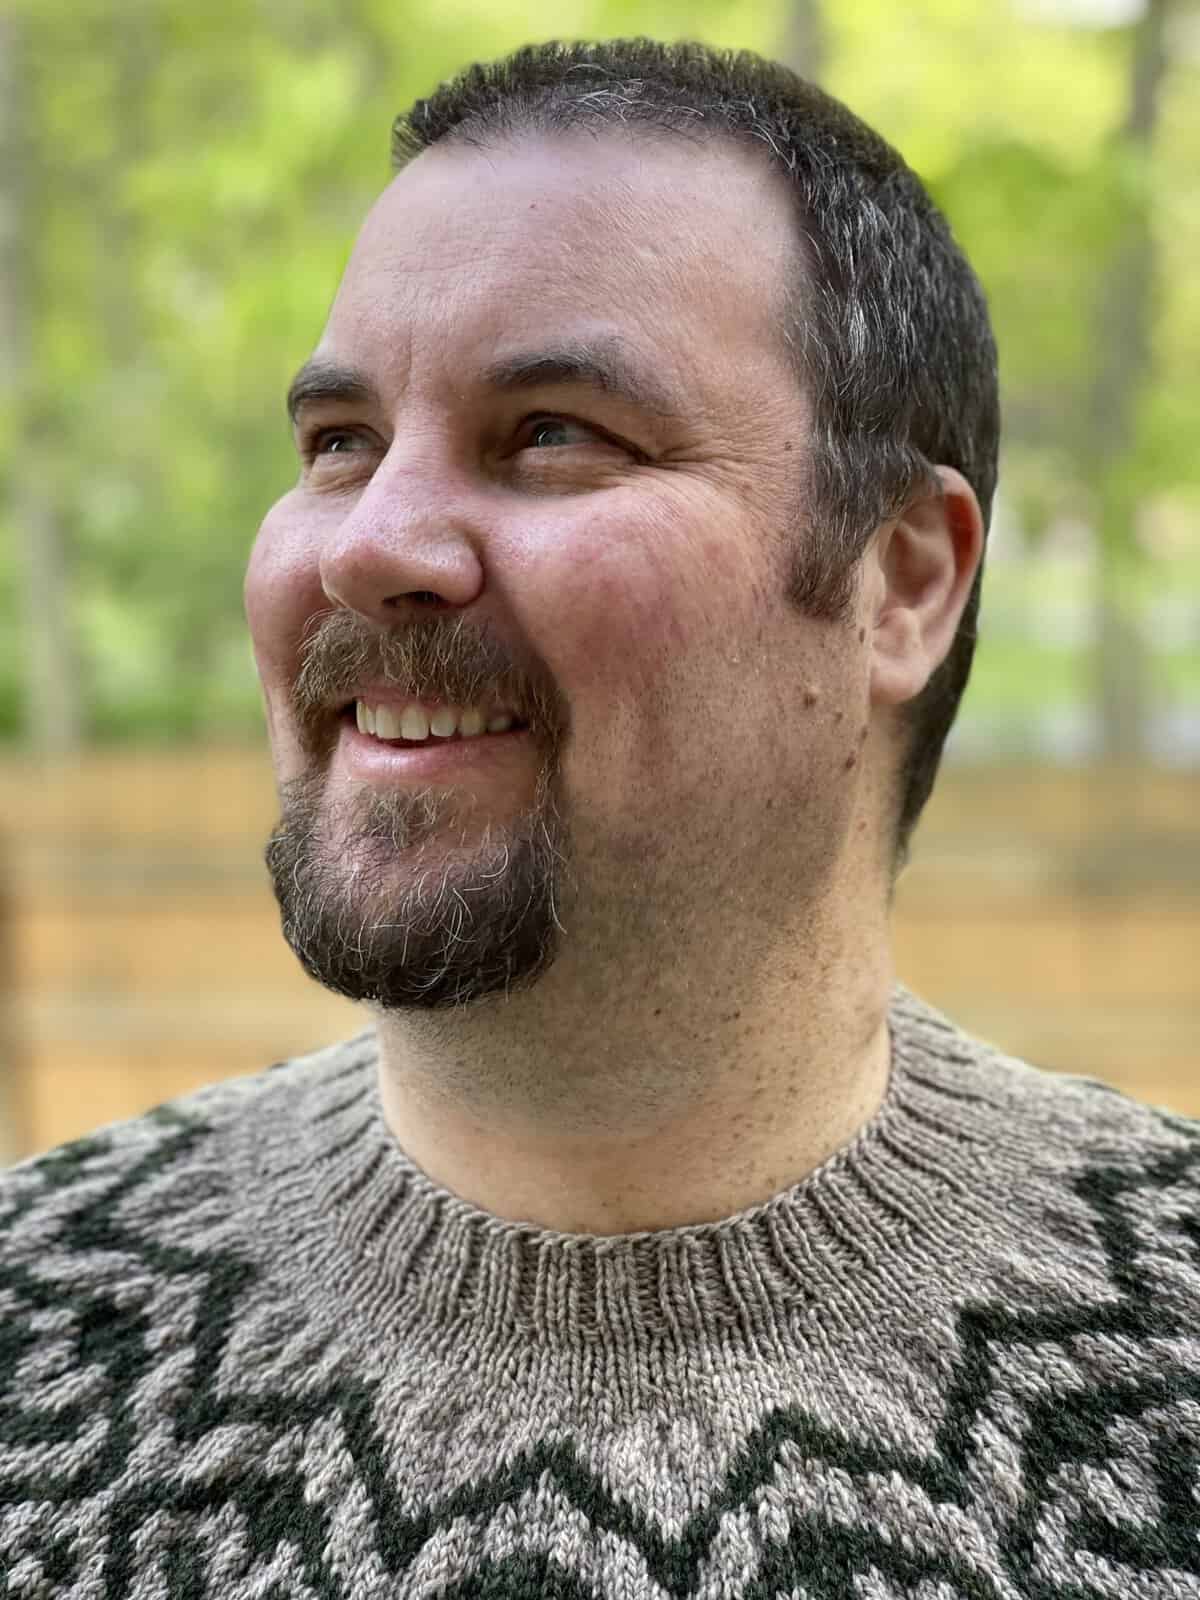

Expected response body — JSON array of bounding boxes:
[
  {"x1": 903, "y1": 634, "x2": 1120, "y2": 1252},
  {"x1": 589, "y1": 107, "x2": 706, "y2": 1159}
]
[{"x1": 319, "y1": 442, "x2": 486, "y2": 622}]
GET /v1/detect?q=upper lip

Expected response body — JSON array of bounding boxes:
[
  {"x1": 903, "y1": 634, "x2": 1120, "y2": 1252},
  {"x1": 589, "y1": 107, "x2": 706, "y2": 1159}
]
[{"x1": 333, "y1": 686, "x2": 523, "y2": 717}]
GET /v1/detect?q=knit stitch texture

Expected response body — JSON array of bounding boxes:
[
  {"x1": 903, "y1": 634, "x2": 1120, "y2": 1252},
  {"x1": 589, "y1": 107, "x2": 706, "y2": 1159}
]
[{"x1": 2, "y1": 982, "x2": 1199, "y2": 1597}]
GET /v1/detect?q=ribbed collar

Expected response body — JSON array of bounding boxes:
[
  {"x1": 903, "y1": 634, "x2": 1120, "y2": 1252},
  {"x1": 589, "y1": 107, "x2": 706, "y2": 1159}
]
[{"x1": 237, "y1": 983, "x2": 1058, "y2": 1357}]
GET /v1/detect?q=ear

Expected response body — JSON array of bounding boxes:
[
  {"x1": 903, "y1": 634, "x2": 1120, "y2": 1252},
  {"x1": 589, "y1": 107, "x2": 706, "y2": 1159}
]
[{"x1": 866, "y1": 466, "x2": 985, "y2": 709}]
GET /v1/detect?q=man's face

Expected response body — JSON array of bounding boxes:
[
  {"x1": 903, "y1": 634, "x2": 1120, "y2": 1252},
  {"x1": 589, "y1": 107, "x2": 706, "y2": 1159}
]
[{"x1": 245, "y1": 130, "x2": 875, "y2": 1011}]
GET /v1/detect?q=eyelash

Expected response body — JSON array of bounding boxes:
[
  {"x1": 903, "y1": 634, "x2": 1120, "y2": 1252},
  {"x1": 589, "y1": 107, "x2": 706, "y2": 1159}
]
[
  {"x1": 305, "y1": 427, "x2": 361, "y2": 458},
  {"x1": 300, "y1": 414, "x2": 645, "y2": 466},
  {"x1": 517, "y1": 414, "x2": 599, "y2": 450}
]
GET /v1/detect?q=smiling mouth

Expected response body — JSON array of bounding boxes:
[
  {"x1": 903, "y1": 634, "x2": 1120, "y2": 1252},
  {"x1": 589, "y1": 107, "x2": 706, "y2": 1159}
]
[{"x1": 338, "y1": 704, "x2": 530, "y2": 748}]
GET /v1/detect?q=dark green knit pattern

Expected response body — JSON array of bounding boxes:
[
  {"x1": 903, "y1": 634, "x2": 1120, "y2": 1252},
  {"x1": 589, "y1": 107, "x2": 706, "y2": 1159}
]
[{"x1": 2, "y1": 985, "x2": 1199, "y2": 1597}]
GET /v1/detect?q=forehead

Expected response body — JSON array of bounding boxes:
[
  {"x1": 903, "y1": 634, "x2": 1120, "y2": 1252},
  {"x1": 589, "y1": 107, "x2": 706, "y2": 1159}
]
[{"x1": 320, "y1": 130, "x2": 800, "y2": 402}]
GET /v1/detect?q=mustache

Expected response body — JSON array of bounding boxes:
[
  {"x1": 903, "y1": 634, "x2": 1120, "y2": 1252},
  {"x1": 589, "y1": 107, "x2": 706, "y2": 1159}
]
[{"x1": 293, "y1": 608, "x2": 565, "y2": 736}]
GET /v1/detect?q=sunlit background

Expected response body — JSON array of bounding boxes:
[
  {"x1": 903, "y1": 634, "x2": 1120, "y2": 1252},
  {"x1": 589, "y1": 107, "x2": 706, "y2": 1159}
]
[{"x1": 0, "y1": 0, "x2": 1196, "y2": 1161}]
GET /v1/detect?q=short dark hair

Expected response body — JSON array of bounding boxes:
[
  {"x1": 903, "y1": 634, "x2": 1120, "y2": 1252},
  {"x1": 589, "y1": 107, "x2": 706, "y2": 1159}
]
[{"x1": 391, "y1": 39, "x2": 1000, "y2": 884}]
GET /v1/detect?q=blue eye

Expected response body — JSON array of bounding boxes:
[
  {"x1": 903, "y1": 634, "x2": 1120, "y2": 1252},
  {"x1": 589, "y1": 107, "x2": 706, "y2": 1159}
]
[
  {"x1": 313, "y1": 429, "x2": 361, "y2": 454},
  {"x1": 526, "y1": 417, "x2": 591, "y2": 449}
]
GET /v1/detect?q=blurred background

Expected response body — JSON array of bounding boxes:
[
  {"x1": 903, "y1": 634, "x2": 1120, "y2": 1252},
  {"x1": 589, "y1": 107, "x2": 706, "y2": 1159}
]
[{"x1": 0, "y1": 0, "x2": 1196, "y2": 1162}]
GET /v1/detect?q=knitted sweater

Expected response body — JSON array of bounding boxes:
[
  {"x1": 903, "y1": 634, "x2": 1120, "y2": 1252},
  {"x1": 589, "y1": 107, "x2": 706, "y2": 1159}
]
[{"x1": 2, "y1": 984, "x2": 1199, "y2": 1599}]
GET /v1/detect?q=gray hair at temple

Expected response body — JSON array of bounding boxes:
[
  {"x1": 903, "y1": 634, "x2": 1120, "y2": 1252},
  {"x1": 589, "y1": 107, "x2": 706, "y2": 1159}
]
[{"x1": 390, "y1": 38, "x2": 1001, "y2": 886}]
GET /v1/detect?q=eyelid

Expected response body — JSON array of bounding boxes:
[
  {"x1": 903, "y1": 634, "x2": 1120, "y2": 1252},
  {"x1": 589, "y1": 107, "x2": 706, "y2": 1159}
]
[
  {"x1": 520, "y1": 413, "x2": 599, "y2": 444},
  {"x1": 518, "y1": 410, "x2": 648, "y2": 462},
  {"x1": 296, "y1": 412, "x2": 651, "y2": 464},
  {"x1": 301, "y1": 424, "x2": 376, "y2": 458}
]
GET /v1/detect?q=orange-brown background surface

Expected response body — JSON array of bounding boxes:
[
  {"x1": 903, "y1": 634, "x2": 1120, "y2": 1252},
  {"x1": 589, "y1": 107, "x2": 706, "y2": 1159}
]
[{"x1": 1, "y1": 750, "x2": 1194, "y2": 1164}]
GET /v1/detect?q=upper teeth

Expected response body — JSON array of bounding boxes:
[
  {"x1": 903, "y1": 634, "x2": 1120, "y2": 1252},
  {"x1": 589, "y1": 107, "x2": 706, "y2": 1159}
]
[{"x1": 355, "y1": 700, "x2": 516, "y2": 741}]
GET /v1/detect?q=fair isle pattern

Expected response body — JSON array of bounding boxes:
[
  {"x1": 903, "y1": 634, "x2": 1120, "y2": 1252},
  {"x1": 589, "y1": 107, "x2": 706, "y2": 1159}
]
[{"x1": 2, "y1": 986, "x2": 1199, "y2": 1597}]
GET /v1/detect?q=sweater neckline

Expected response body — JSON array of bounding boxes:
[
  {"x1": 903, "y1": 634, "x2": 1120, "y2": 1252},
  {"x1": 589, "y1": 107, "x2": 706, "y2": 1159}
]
[{"x1": 243, "y1": 984, "x2": 1027, "y2": 1355}]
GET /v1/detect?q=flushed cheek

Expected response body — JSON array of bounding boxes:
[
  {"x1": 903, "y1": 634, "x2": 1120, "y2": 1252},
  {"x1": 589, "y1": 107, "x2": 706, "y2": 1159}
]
[
  {"x1": 245, "y1": 494, "x2": 328, "y2": 630},
  {"x1": 545, "y1": 543, "x2": 696, "y2": 711},
  {"x1": 244, "y1": 499, "x2": 325, "y2": 767},
  {"x1": 532, "y1": 538, "x2": 743, "y2": 816},
  {"x1": 542, "y1": 496, "x2": 747, "y2": 678}
]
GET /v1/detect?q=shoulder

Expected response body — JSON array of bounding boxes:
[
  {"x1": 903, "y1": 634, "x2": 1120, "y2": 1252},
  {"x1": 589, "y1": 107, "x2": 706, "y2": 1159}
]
[
  {"x1": 0, "y1": 1027, "x2": 376, "y2": 1276},
  {"x1": 893, "y1": 984, "x2": 1200, "y2": 1314},
  {"x1": 1, "y1": 1060, "x2": 264, "y2": 1252},
  {"x1": 891, "y1": 980, "x2": 1200, "y2": 1157},
  {"x1": 0, "y1": 1029, "x2": 375, "y2": 1553},
  {"x1": 0, "y1": 1029, "x2": 383, "y2": 1581},
  {"x1": 892, "y1": 981, "x2": 1200, "y2": 1266}
]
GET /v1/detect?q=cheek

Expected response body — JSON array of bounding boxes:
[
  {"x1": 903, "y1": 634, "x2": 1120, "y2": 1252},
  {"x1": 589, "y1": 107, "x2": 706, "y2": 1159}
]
[
  {"x1": 520, "y1": 500, "x2": 776, "y2": 816},
  {"x1": 243, "y1": 531, "x2": 277, "y2": 649},
  {"x1": 532, "y1": 499, "x2": 757, "y2": 699},
  {"x1": 244, "y1": 497, "x2": 322, "y2": 683},
  {"x1": 244, "y1": 497, "x2": 337, "y2": 776}
]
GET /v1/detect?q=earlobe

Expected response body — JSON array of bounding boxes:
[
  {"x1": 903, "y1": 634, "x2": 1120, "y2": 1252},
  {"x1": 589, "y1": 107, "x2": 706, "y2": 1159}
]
[{"x1": 868, "y1": 466, "x2": 984, "y2": 710}]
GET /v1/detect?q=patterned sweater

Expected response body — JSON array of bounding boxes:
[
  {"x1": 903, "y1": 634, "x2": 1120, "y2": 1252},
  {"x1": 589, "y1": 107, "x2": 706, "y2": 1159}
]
[{"x1": 2, "y1": 982, "x2": 1199, "y2": 1599}]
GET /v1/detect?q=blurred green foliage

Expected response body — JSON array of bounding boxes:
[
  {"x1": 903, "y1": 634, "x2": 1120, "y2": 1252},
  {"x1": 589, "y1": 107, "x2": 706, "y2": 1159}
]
[{"x1": 1, "y1": 0, "x2": 1197, "y2": 748}]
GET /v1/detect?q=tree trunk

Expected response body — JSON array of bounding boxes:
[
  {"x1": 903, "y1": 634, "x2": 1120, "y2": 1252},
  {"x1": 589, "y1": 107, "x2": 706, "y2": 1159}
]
[
  {"x1": 0, "y1": 13, "x2": 84, "y2": 757},
  {"x1": 1090, "y1": 0, "x2": 1170, "y2": 765},
  {"x1": 0, "y1": 830, "x2": 33, "y2": 1163},
  {"x1": 781, "y1": 0, "x2": 826, "y2": 82}
]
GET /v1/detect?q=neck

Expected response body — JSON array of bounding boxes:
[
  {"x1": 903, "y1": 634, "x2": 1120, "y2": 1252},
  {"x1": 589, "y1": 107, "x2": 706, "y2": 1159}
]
[{"x1": 372, "y1": 889, "x2": 895, "y2": 1236}]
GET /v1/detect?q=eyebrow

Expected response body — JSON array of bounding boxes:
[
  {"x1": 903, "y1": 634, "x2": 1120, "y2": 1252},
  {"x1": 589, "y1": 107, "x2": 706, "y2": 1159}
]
[
  {"x1": 483, "y1": 340, "x2": 684, "y2": 420},
  {"x1": 286, "y1": 338, "x2": 685, "y2": 426},
  {"x1": 287, "y1": 359, "x2": 377, "y2": 425}
]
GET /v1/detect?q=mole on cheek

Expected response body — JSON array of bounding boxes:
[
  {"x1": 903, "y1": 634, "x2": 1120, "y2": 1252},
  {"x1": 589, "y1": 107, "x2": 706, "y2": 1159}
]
[
  {"x1": 844, "y1": 752, "x2": 858, "y2": 770},
  {"x1": 803, "y1": 689, "x2": 818, "y2": 708},
  {"x1": 859, "y1": 627, "x2": 866, "y2": 642}
]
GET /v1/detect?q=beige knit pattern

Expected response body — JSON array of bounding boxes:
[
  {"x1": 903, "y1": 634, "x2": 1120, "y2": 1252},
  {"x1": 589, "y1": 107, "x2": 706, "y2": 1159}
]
[{"x1": 2, "y1": 983, "x2": 1198, "y2": 1597}]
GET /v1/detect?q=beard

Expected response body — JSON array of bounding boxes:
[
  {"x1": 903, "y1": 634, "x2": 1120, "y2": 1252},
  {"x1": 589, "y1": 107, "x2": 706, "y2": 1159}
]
[
  {"x1": 258, "y1": 521, "x2": 862, "y2": 1017},
  {"x1": 263, "y1": 755, "x2": 573, "y2": 1011}
]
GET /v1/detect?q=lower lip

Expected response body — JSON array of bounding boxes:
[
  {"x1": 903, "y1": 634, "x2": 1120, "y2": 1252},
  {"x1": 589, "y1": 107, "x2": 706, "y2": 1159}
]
[{"x1": 338, "y1": 716, "x2": 532, "y2": 778}]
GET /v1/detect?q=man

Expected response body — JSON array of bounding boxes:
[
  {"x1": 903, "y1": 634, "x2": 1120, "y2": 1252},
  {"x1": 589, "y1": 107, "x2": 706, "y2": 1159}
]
[{"x1": 2, "y1": 38, "x2": 1197, "y2": 1599}]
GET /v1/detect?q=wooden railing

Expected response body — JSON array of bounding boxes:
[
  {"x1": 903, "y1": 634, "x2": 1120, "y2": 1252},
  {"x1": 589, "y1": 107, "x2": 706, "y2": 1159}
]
[{"x1": 0, "y1": 748, "x2": 1195, "y2": 1159}]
